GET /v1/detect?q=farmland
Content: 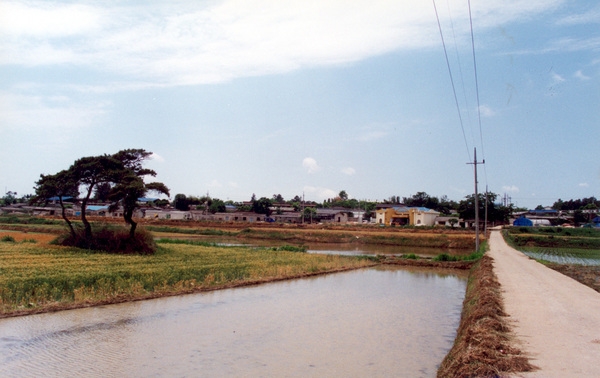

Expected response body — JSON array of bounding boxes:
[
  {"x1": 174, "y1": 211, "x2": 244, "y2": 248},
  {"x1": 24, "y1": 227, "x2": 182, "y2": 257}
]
[
  {"x1": 504, "y1": 226, "x2": 600, "y2": 265},
  {"x1": 0, "y1": 229, "x2": 377, "y2": 317},
  {"x1": 503, "y1": 226, "x2": 600, "y2": 293},
  {"x1": 0, "y1": 215, "x2": 482, "y2": 317}
]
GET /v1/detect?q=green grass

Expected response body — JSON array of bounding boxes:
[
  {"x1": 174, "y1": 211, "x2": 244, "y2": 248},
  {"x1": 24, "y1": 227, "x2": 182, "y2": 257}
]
[
  {"x1": 0, "y1": 239, "x2": 375, "y2": 315},
  {"x1": 156, "y1": 238, "x2": 308, "y2": 252},
  {"x1": 433, "y1": 251, "x2": 483, "y2": 262},
  {"x1": 146, "y1": 225, "x2": 235, "y2": 236},
  {"x1": 0, "y1": 215, "x2": 64, "y2": 226}
]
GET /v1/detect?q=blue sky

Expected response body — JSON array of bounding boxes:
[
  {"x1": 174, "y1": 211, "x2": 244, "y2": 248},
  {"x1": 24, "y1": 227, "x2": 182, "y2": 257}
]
[{"x1": 1, "y1": 0, "x2": 598, "y2": 209}]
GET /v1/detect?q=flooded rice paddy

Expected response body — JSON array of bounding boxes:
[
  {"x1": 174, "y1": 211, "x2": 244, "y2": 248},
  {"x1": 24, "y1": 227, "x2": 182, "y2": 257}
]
[
  {"x1": 0, "y1": 266, "x2": 467, "y2": 377},
  {"x1": 519, "y1": 248, "x2": 600, "y2": 266}
]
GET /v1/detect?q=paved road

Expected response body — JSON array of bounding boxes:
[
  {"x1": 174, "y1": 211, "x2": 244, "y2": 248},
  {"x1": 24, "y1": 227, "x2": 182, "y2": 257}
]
[{"x1": 488, "y1": 229, "x2": 600, "y2": 377}]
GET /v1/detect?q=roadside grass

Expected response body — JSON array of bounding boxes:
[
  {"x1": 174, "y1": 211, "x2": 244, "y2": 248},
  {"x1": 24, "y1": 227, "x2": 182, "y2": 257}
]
[{"x1": 0, "y1": 236, "x2": 376, "y2": 316}]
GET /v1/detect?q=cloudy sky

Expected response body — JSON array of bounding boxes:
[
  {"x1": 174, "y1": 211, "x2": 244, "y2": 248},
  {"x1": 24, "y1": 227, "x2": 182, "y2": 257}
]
[{"x1": 1, "y1": 0, "x2": 598, "y2": 208}]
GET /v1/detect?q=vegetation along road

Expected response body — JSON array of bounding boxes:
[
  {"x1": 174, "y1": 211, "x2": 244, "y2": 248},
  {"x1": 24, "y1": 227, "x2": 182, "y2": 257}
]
[{"x1": 489, "y1": 229, "x2": 600, "y2": 377}]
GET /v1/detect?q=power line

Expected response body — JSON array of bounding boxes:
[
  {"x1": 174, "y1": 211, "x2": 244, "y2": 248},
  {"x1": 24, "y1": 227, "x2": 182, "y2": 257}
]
[
  {"x1": 467, "y1": 0, "x2": 488, "y2": 185},
  {"x1": 445, "y1": 0, "x2": 475, "y2": 150},
  {"x1": 433, "y1": 0, "x2": 471, "y2": 162}
]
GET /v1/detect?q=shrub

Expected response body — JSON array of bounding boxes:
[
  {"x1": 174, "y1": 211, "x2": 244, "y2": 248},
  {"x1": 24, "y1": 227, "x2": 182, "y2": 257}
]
[
  {"x1": 271, "y1": 245, "x2": 307, "y2": 253},
  {"x1": 55, "y1": 225, "x2": 157, "y2": 254},
  {"x1": 434, "y1": 253, "x2": 455, "y2": 261},
  {"x1": 1, "y1": 235, "x2": 16, "y2": 242}
]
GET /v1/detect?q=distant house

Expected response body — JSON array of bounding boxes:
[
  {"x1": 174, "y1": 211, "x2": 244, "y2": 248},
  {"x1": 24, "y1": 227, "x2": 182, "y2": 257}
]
[
  {"x1": 272, "y1": 212, "x2": 302, "y2": 223},
  {"x1": 375, "y1": 207, "x2": 440, "y2": 226},
  {"x1": 434, "y1": 216, "x2": 462, "y2": 228},
  {"x1": 145, "y1": 209, "x2": 191, "y2": 220},
  {"x1": 87, "y1": 205, "x2": 109, "y2": 216}
]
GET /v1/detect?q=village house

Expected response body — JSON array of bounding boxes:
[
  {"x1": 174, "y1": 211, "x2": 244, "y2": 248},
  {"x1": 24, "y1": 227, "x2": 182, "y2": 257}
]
[{"x1": 375, "y1": 206, "x2": 440, "y2": 226}]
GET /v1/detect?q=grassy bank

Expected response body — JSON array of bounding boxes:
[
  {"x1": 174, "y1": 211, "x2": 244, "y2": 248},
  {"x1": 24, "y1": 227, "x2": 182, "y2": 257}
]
[
  {"x1": 0, "y1": 232, "x2": 376, "y2": 317},
  {"x1": 437, "y1": 255, "x2": 535, "y2": 377}
]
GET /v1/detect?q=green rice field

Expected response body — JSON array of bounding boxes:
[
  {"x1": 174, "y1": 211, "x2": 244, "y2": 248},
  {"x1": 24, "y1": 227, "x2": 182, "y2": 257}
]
[{"x1": 504, "y1": 227, "x2": 600, "y2": 265}]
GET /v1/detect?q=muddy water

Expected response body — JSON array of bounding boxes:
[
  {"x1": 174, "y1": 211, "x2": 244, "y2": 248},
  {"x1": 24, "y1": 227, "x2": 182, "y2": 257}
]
[{"x1": 0, "y1": 267, "x2": 466, "y2": 377}]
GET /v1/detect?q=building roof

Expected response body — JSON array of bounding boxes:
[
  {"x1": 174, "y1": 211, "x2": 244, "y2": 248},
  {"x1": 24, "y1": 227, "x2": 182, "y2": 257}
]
[
  {"x1": 390, "y1": 206, "x2": 436, "y2": 213},
  {"x1": 87, "y1": 205, "x2": 109, "y2": 211}
]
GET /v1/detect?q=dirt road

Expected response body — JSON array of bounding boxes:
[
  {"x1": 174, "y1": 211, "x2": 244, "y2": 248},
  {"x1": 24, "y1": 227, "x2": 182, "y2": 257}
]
[{"x1": 488, "y1": 229, "x2": 600, "y2": 377}]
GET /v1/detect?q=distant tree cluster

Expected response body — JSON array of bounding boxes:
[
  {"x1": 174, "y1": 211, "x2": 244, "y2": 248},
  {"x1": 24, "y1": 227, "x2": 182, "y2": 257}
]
[
  {"x1": 1, "y1": 191, "x2": 32, "y2": 206},
  {"x1": 402, "y1": 192, "x2": 459, "y2": 215},
  {"x1": 551, "y1": 197, "x2": 599, "y2": 225},
  {"x1": 552, "y1": 197, "x2": 599, "y2": 211},
  {"x1": 172, "y1": 194, "x2": 227, "y2": 213}
]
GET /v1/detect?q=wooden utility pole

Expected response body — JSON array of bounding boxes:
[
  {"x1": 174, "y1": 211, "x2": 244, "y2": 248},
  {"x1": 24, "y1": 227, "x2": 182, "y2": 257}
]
[
  {"x1": 484, "y1": 185, "x2": 489, "y2": 236},
  {"x1": 467, "y1": 148, "x2": 485, "y2": 252}
]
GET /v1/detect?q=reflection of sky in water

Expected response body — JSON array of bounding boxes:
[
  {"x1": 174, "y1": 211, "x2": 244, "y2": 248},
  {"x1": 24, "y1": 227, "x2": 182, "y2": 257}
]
[{"x1": 0, "y1": 267, "x2": 466, "y2": 378}]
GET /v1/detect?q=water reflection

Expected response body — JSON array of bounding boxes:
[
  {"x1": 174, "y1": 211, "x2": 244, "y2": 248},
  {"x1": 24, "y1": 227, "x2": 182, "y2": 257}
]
[{"x1": 0, "y1": 267, "x2": 466, "y2": 377}]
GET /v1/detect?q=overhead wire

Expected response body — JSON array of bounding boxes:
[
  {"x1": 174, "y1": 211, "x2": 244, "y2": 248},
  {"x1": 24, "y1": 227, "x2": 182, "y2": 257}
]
[
  {"x1": 446, "y1": 0, "x2": 476, "y2": 150},
  {"x1": 432, "y1": 0, "x2": 471, "y2": 162},
  {"x1": 467, "y1": 0, "x2": 488, "y2": 185},
  {"x1": 434, "y1": 0, "x2": 489, "y2": 187}
]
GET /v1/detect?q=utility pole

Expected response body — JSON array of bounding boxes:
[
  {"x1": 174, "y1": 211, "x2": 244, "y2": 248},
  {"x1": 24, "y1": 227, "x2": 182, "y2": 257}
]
[
  {"x1": 302, "y1": 192, "x2": 305, "y2": 224},
  {"x1": 467, "y1": 148, "x2": 485, "y2": 252},
  {"x1": 484, "y1": 185, "x2": 488, "y2": 236}
]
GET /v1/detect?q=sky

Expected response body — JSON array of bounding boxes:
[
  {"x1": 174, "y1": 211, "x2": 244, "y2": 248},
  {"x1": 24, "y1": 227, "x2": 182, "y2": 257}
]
[{"x1": 1, "y1": 0, "x2": 598, "y2": 209}]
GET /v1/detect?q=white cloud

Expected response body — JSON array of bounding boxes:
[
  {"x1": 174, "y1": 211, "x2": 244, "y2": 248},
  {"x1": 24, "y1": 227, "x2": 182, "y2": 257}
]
[
  {"x1": 556, "y1": 5, "x2": 600, "y2": 25},
  {"x1": 302, "y1": 157, "x2": 321, "y2": 174},
  {"x1": 502, "y1": 185, "x2": 520, "y2": 193},
  {"x1": 303, "y1": 185, "x2": 337, "y2": 201},
  {"x1": 209, "y1": 179, "x2": 223, "y2": 188},
  {"x1": 551, "y1": 72, "x2": 565, "y2": 83},
  {"x1": 574, "y1": 70, "x2": 591, "y2": 80},
  {"x1": 0, "y1": 0, "x2": 567, "y2": 88},
  {"x1": 0, "y1": 91, "x2": 109, "y2": 131},
  {"x1": 579, "y1": 182, "x2": 589, "y2": 188},
  {"x1": 0, "y1": 2, "x2": 102, "y2": 38},
  {"x1": 478, "y1": 105, "x2": 496, "y2": 117},
  {"x1": 150, "y1": 153, "x2": 165, "y2": 162},
  {"x1": 341, "y1": 167, "x2": 356, "y2": 176}
]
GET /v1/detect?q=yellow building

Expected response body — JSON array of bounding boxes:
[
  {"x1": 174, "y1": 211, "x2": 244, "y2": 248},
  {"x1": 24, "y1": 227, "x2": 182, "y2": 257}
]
[{"x1": 375, "y1": 206, "x2": 440, "y2": 226}]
